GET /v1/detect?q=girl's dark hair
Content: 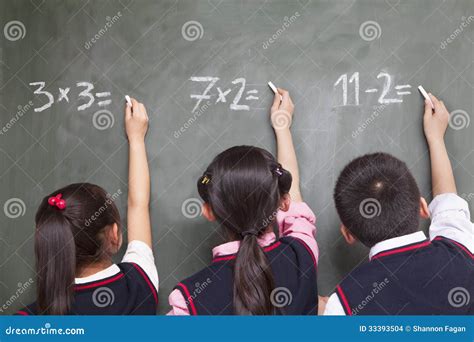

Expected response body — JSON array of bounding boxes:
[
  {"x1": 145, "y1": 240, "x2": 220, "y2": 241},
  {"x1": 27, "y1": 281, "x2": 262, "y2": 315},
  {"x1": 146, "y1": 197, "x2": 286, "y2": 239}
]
[
  {"x1": 34, "y1": 183, "x2": 121, "y2": 315},
  {"x1": 197, "y1": 146, "x2": 292, "y2": 315}
]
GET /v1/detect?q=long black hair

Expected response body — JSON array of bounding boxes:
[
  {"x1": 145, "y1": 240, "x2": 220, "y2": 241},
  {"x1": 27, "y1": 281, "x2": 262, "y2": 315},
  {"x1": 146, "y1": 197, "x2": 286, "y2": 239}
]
[
  {"x1": 34, "y1": 183, "x2": 121, "y2": 315},
  {"x1": 197, "y1": 146, "x2": 292, "y2": 315}
]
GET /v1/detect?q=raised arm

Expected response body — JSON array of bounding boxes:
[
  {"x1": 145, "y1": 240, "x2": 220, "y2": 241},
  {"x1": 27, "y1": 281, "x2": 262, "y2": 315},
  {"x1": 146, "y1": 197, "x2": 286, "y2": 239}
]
[
  {"x1": 125, "y1": 98, "x2": 152, "y2": 247},
  {"x1": 270, "y1": 89, "x2": 302, "y2": 202},
  {"x1": 423, "y1": 93, "x2": 457, "y2": 196}
]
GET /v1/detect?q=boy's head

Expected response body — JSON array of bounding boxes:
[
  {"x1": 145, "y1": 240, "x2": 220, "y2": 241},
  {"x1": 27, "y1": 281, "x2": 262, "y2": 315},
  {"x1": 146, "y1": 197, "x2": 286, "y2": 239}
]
[{"x1": 334, "y1": 153, "x2": 429, "y2": 248}]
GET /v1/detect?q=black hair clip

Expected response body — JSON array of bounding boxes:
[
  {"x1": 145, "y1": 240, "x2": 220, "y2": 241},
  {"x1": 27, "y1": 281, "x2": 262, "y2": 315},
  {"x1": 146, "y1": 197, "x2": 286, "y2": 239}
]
[
  {"x1": 241, "y1": 230, "x2": 258, "y2": 237},
  {"x1": 274, "y1": 167, "x2": 283, "y2": 176}
]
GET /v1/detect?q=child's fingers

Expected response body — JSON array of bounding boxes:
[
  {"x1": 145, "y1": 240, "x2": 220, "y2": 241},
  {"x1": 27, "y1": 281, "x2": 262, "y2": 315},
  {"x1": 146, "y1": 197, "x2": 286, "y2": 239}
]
[
  {"x1": 423, "y1": 99, "x2": 433, "y2": 118},
  {"x1": 278, "y1": 88, "x2": 290, "y2": 105},
  {"x1": 125, "y1": 99, "x2": 132, "y2": 120},
  {"x1": 271, "y1": 92, "x2": 281, "y2": 111},
  {"x1": 131, "y1": 98, "x2": 140, "y2": 116},
  {"x1": 429, "y1": 93, "x2": 442, "y2": 113}
]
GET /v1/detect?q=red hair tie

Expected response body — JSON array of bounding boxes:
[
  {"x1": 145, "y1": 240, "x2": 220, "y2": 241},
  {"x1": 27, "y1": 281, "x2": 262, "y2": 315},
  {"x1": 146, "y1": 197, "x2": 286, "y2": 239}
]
[{"x1": 48, "y1": 193, "x2": 66, "y2": 210}]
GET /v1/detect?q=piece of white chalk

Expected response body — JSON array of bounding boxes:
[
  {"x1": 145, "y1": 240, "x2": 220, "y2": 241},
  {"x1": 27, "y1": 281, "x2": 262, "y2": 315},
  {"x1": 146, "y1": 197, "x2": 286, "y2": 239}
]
[
  {"x1": 417, "y1": 86, "x2": 434, "y2": 109},
  {"x1": 268, "y1": 81, "x2": 283, "y2": 100},
  {"x1": 125, "y1": 95, "x2": 132, "y2": 106}
]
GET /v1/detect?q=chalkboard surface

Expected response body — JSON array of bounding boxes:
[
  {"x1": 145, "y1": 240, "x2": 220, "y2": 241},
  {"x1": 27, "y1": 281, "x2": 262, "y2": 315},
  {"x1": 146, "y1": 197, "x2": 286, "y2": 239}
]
[{"x1": 0, "y1": 0, "x2": 472, "y2": 314}]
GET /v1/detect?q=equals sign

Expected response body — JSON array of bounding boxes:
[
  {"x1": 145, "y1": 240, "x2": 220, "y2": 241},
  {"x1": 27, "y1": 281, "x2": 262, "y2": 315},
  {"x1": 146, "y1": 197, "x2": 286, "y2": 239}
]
[
  {"x1": 246, "y1": 89, "x2": 259, "y2": 100},
  {"x1": 395, "y1": 85, "x2": 411, "y2": 95},
  {"x1": 96, "y1": 92, "x2": 112, "y2": 106}
]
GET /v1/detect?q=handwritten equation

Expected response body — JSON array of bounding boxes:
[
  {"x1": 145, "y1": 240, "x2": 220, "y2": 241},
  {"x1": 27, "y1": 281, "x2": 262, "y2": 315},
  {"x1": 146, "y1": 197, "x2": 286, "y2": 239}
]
[
  {"x1": 334, "y1": 72, "x2": 412, "y2": 106},
  {"x1": 29, "y1": 82, "x2": 112, "y2": 112},
  {"x1": 190, "y1": 77, "x2": 259, "y2": 113}
]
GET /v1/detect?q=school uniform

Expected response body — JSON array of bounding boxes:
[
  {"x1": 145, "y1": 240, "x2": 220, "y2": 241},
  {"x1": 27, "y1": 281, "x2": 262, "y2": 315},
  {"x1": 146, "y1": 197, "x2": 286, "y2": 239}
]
[
  {"x1": 17, "y1": 240, "x2": 159, "y2": 315},
  {"x1": 167, "y1": 202, "x2": 319, "y2": 315},
  {"x1": 324, "y1": 193, "x2": 473, "y2": 315}
]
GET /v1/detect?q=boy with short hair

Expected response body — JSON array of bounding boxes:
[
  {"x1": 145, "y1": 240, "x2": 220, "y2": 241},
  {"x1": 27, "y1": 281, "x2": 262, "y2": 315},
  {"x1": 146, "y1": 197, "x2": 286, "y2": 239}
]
[{"x1": 324, "y1": 94, "x2": 473, "y2": 315}]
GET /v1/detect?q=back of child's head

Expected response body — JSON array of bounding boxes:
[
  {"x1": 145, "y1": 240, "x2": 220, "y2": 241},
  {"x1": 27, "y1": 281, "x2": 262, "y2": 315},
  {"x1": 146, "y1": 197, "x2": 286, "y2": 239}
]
[
  {"x1": 334, "y1": 152, "x2": 421, "y2": 247},
  {"x1": 34, "y1": 183, "x2": 121, "y2": 315},
  {"x1": 197, "y1": 145, "x2": 292, "y2": 315}
]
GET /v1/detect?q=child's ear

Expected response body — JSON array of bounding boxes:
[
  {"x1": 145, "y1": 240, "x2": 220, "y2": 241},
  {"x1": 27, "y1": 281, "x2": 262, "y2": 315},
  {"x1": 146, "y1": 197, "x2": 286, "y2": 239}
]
[
  {"x1": 202, "y1": 203, "x2": 216, "y2": 222},
  {"x1": 419, "y1": 197, "x2": 430, "y2": 219},
  {"x1": 340, "y1": 224, "x2": 357, "y2": 245},
  {"x1": 107, "y1": 223, "x2": 122, "y2": 253},
  {"x1": 279, "y1": 193, "x2": 291, "y2": 212}
]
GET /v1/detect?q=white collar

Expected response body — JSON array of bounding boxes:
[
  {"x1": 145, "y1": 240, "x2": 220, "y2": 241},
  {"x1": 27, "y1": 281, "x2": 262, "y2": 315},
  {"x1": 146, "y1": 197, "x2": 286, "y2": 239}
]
[
  {"x1": 75, "y1": 264, "x2": 120, "y2": 284},
  {"x1": 369, "y1": 231, "x2": 427, "y2": 260}
]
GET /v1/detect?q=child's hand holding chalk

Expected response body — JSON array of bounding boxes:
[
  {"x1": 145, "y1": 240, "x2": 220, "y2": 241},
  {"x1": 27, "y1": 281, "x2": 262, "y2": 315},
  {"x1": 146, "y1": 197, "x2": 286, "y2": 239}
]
[
  {"x1": 422, "y1": 92, "x2": 449, "y2": 144},
  {"x1": 125, "y1": 96, "x2": 149, "y2": 143},
  {"x1": 268, "y1": 81, "x2": 283, "y2": 101},
  {"x1": 270, "y1": 87, "x2": 294, "y2": 130},
  {"x1": 418, "y1": 86, "x2": 434, "y2": 110}
]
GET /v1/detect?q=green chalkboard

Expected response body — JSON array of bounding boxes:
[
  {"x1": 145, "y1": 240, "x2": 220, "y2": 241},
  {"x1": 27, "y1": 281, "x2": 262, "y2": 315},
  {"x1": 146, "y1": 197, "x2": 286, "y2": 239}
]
[{"x1": 0, "y1": 0, "x2": 473, "y2": 314}]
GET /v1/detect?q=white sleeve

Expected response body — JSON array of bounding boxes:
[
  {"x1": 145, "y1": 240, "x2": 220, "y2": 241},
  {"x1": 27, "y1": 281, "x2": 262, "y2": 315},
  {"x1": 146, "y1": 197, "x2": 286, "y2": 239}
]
[
  {"x1": 428, "y1": 193, "x2": 474, "y2": 253},
  {"x1": 121, "y1": 240, "x2": 159, "y2": 291},
  {"x1": 323, "y1": 293, "x2": 346, "y2": 315}
]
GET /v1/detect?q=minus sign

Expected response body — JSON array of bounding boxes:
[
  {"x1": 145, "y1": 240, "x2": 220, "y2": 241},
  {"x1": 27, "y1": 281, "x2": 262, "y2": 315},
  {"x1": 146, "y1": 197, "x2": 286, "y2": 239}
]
[{"x1": 365, "y1": 89, "x2": 378, "y2": 93}]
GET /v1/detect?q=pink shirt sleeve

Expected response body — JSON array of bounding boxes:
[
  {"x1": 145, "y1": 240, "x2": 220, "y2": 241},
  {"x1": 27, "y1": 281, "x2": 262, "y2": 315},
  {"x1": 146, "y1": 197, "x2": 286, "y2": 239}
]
[
  {"x1": 167, "y1": 289, "x2": 190, "y2": 315},
  {"x1": 276, "y1": 201, "x2": 319, "y2": 263}
]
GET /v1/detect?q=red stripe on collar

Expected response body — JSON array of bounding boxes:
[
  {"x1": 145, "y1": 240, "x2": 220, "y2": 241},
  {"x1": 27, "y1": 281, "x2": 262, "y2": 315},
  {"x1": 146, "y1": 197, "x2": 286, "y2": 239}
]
[{"x1": 371, "y1": 240, "x2": 431, "y2": 260}]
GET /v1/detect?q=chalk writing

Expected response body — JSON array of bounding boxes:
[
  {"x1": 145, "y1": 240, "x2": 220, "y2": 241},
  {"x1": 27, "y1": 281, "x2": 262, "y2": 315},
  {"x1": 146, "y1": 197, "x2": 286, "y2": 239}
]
[
  {"x1": 334, "y1": 72, "x2": 411, "y2": 106},
  {"x1": 29, "y1": 82, "x2": 112, "y2": 112}
]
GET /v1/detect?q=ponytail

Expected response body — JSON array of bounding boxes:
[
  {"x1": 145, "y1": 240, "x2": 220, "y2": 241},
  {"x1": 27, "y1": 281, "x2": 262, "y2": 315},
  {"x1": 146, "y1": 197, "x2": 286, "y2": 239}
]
[
  {"x1": 197, "y1": 146, "x2": 293, "y2": 315},
  {"x1": 34, "y1": 183, "x2": 121, "y2": 315},
  {"x1": 233, "y1": 234, "x2": 275, "y2": 315},
  {"x1": 35, "y1": 212, "x2": 76, "y2": 315}
]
